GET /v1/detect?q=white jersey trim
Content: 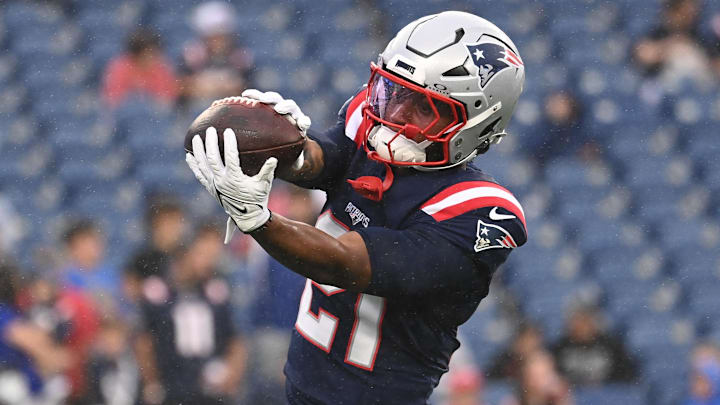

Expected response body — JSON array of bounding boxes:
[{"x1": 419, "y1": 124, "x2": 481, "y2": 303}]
[{"x1": 421, "y1": 186, "x2": 525, "y2": 218}]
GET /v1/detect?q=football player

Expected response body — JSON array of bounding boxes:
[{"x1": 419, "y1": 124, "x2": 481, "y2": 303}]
[{"x1": 187, "y1": 11, "x2": 527, "y2": 404}]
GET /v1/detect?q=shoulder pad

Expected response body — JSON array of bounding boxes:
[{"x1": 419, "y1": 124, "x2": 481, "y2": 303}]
[
  {"x1": 420, "y1": 181, "x2": 527, "y2": 252},
  {"x1": 337, "y1": 87, "x2": 369, "y2": 146}
]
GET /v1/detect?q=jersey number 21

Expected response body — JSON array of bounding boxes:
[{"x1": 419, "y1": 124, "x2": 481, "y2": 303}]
[{"x1": 295, "y1": 280, "x2": 386, "y2": 371}]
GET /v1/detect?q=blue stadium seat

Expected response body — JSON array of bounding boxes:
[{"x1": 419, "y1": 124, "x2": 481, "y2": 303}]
[
  {"x1": 482, "y1": 381, "x2": 513, "y2": 405},
  {"x1": 641, "y1": 345, "x2": 691, "y2": 403},
  {"x1": 3, "y1": 2, "x2": 62, "y2": 33},
  {"x1": 73, "y1": 192, "x2": 136, "y2": 218},
  {"x1": 626, "y1": 317, "x2": 695, "y2": 359},
  {"x1": 651, "y1": 381, "x2": 688, "y2": 405},
  {"x1": 624, "y1": 156, "x2": 682, "y2": 188},
  {"x1": 31, "y1": 90, "x2": 84, "y2": 123},
  {"x1": 555, "y1": 186, "x2": 611, "y2": 224},
  {"x1": 114, "y1": 97, "x2": 173, "y2": 132},
  {"x1": 77, "y1": 8, "x2": 124, "y2": 33},
  {"x1": 574, "y1": 385, "x2": 647, "y2": 405},
  {"x1": 604, "y1": 281, "x2": 675, "y2": 323},
  {"x1": 504, "y1": 246, "x2": 585, "y2": 292},
  {"x1": 58, "y1": 160, "x2": 116, "y2": 187},
  {"x1": 708, "y1": 159, "x2": 720, "y2": 194},
  {"x1": 589, "y1": 246, "x2": 666, "y2": 285},
  {"x1": 655, "y1": 217, "x2": 712, "y2": 249},
  {"x1": 607, "y1": 124, "x2": 655, "y2": 162},
  {"x1": 670, "y1": 247, "x2": 720, "y2": 285},
  {"x1": 135, "y1": 161, "x2": 195, "y2": 192},
  {"x1": 687, "y1": 282, "x2": 720, "y2": 326},
  {"x1": 544, "y1": 157, "x2": 609, "y2": 188},
  {"x1": 630, "y1": 184, "x2": 691, "y2": 223},
  {"x1": 521, "y1": 280, "x2": 600, "y2": 341},
  {"x1": 574, "y1": 218, "x2": 629, "y2": 252}
]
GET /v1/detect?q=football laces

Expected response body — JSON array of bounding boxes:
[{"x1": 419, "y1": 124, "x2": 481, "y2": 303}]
[{"x1": 211, "y1": 96, "x2": 259, "y2": 107}]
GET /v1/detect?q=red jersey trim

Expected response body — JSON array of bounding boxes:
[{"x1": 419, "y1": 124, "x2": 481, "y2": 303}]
[{"x1": 420, "y1": 181, "x2": 526, "y2": 228}]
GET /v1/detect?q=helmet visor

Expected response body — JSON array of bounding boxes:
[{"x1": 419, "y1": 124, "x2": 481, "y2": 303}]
[{"x1": 366, "y1": 64, "x2": 465, "y2": 142}]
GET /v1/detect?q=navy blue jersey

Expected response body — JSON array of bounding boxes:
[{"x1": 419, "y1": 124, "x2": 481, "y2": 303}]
[
  {"x1": 139, "y1": 276, "x2": 237, "y2": 400},
  {"x1": 285, "y1": 91, "x2": 528, "y2": 404}
]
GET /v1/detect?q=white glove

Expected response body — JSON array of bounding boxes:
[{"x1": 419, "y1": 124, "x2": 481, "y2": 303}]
[
  {"x1": 185, "y1": 127, "x2": 277, "y2": 243},
  {"x1": 240, "y1": 89, "x2": 311, "y2": 169}
]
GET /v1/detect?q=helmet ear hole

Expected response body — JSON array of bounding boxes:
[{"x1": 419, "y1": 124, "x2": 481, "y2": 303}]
[
  {"x1": 474, "y1": 100, "x2": 482, "y2": 108},
  {"x1": 475, "y1": 117, "x2": 502, "y2": 155},
  {"x1": 476, "y1": 140, "x2": 490, "y2": 155}
]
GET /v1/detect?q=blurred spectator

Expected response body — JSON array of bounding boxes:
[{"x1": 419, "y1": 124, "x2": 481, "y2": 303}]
[
  {"x1": 487, "y1": 322, "x2": 545, "y2": 381},
  {"x1": 58, "y1": 219, "x2": 120, "y2": 305},
  {"x1": 17, "y1": 272, "x2": 72, "y2": 348},
  {"x1": 438, "y1": 339, "x2": 485, "y2": 405},
  {"x1": 521, "y1": 90, "x2": 594, "y2": 165},
  {"x1": 102, "y1": 28, "x2": 179, "y2": 108},
  {"x1": 506, "y1": 350, "x2": 574, "y2": 405},
  {"x1": 0, "y1": 261, "x2": 71, "y2": 404},
  {"x1": 0, "y1": 194, "x2": 22, "y2": 256},
  {"x1": 56, "y1": 219, "x2": 117, "y2": 401},
  {"x1": 136, "y1": 224, "x2": 247, "y2": 405},
  {"x1": 550, "y1": 305, "x2": 637, "y2": 386},
  {"x1": 180, "y1": 1, "x2": 254, "y2": 109},
  {"x1": 84, "y1": 317, "x2": 140, "y2": 405},
  {"x1": 685, "y1": 342, "x2": 720, "y2": 405},
  {"x1": 444, "y1": 367, "x2": 484, "y2": 405},
  {"x1": 124, "y1": 196, "x2": 186, "y2": 326},
  {"x1": 709, "y1": 14, "x2": 720, "y2": 79},
  {"x1": 632, "y1": 0, "x2": 715, "y2": 89}
]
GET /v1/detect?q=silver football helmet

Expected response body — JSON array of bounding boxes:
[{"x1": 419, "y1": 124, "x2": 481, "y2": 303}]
[{"x1": 361, "y1": 11, "x2": 525, "y2": 169}]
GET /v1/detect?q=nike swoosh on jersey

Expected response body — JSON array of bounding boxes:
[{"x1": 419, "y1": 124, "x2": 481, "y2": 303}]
[{"x1": 488, "y1": 207, "x2": 516, "y2": 221}]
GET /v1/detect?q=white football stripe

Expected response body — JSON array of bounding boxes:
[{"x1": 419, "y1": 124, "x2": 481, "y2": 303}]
[
  {"x1": 422, "y1": 186, "x2": 524, "y2": 218},
  {"x1": 345, "y1": 102, "x2": 365, "y2": 141}
]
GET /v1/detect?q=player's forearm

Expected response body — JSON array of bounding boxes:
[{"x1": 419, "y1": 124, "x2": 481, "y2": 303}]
[
  {"x1": 251, "y1": 213, "x2": 371, "y2": 291},
  {"x1": 276, "y1": 139, "x2": 325, "y2": 184}
]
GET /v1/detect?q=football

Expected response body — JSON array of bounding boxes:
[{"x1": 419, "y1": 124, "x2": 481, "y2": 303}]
[{"x1": 184, "y1": 96, "x2": 305, "y2": 176}]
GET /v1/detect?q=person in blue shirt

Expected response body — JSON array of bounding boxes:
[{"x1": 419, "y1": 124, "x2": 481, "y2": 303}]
[
  {"x1": 187, "y1": 11, "x2": 527, "y2": 405},
  {"x1": 57, "y1": 219, "x2": 120, "y2": 305}
]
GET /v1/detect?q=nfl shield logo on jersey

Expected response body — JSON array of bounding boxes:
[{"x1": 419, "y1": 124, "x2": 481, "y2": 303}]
[{"x1": 465, "y1": 42, "x2": 523, "y2": 88}]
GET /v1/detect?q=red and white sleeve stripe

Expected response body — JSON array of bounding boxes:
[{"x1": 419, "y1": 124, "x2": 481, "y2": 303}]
[{"x1": 420, "y1": 181, "x2": 526, "y2": 228}]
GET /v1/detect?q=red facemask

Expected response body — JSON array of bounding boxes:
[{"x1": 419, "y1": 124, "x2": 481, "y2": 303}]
[{"x1": 361, "y1": 62, "x2": 467, "y2": 167}]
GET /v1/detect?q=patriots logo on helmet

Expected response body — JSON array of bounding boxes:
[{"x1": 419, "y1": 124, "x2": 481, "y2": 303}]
[{"x1": 466, "y1": 42, "x2": 523, "y2": 88}]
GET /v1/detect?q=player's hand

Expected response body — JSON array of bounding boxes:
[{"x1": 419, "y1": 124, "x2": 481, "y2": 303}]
[
  {"x1": 240, "y1": 88, "x2": 310, "y2": 169},
  {"x1": 186, "y1": 126, "x2": 276, "y2": 242}
]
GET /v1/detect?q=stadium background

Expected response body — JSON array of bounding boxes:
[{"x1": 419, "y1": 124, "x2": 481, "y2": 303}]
[{"x1": 0, "y1": 0, "x2": 719, "y2": 404}]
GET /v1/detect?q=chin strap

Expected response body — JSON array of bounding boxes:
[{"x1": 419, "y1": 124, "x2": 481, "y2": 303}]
[{"x1": 347, "y1": 163, "x2": 394, "y2": 201}]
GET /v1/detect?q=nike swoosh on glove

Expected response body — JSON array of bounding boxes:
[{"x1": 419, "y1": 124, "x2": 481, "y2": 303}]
[{"x1": 186, "y1": 126, "x2": 277, "y2": 243}]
